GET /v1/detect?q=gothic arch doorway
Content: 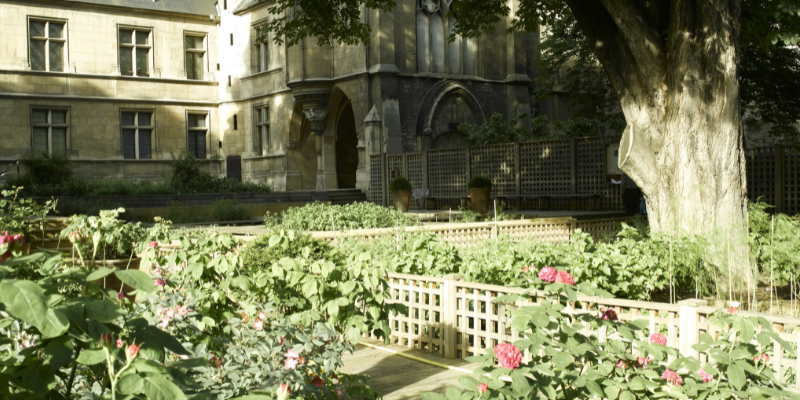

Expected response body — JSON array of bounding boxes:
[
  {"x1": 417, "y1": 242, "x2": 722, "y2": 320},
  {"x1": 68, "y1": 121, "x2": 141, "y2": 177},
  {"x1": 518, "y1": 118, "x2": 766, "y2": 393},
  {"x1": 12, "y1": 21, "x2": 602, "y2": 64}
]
[{"x1": 335, "y1": 103, "x2": 358, "y2": 189}]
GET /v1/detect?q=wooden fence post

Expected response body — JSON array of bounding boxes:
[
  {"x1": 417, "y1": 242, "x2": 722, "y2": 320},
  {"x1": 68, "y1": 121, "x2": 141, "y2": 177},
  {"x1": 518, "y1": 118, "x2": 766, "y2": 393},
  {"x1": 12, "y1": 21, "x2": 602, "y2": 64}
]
[
  {"x1": 443, "y1": 274, "x2": 464, "y2": 359},
  {"x1": 678, "y1": 299, "x2": 707, "y2": 358}
]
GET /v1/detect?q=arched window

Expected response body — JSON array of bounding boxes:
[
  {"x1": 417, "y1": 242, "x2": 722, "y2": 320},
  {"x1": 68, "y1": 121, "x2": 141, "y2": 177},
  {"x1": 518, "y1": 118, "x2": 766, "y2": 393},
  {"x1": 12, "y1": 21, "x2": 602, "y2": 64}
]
[{"x1": 417, "y1": 0, "x2": 476, "y2": 75}]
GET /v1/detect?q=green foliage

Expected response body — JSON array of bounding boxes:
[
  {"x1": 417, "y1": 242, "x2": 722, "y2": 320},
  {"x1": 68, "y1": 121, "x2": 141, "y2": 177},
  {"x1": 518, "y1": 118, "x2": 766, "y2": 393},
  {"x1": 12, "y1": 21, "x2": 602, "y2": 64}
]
[
  {"x1": 241, "y1": 230, "x2": 345, "y2": 273},
  {"x1": 748, "y1": 200, "x2": 800, "y2": 286},
  {"x1": 467, "y1": 176, "x2": 492, "y2": 190},
  {"x1": 61, "y1": 208, "x2": 146, "y2": 261},
  {"x1": 258, "y1": 0, "x2": 395, "y2": 47},
  {"x1": 0, "y1": 186, "x2": 57, "y2": 240},
  {"x1": 5, "y1": 152, "x2": 271, "y2": 197},
  {"x1": 54, "y1": 198, "x2": 120, "y2": 217},
  {"x1": 15, "y1": 152, "x2": 73, "y2": 187},
  {"x1": 423, "y1": 284, "x2": 798, "y2": 400},
  {"x1": 458, "y1": 113, "x2": 530, "y2": 145},
  {"x1": 210, "y1": 198, "x2": 253, "y2": 222},
  {"x1": 453, "y1": 208, "x2": 480, "y2": 223},
  {"x1": 388, "y1": 176, "x2": 412, "y2": 191},
  {"x1": 275, "y1": 202, "x2": 418, "y2": 231}
]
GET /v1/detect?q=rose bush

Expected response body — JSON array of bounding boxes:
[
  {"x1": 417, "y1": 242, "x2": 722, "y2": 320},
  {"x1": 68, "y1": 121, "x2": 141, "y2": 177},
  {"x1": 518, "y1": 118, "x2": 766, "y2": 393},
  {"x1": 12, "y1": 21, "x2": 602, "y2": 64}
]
[{"x1": 421, "y1": 282, "x2": 799, "y2": 400}]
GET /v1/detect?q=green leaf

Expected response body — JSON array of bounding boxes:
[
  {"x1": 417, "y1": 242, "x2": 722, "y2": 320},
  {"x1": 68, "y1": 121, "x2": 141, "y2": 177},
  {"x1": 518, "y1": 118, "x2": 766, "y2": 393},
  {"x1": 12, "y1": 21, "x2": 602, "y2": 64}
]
[
  {"x1": 115, "y1": 270, "x2": 155, "y2": 293},
  {"x1": 86, "y1": 300, "x2": 124, "y2": 323},
  {"x1": 421, "y1": 394, "x2": 447, "y2": 400},
  {"x1": 118, "y1": 373, "x2": 144, "y2": 395},
  {"x1": 86, "y1": 267, "x2": 116, "y2": 281},
  {"x1": 77, "y1": 348, "x2": 107, "y2": 365},
  {"x1": 44, "y1": 336, "x2": 74, "y2": 370},
  {"x1": 446, "y1": 387, "x2": 462, "y2": 400},
  {"x1": 143, "y1": 375, "x2": 187, "y2": 400},
  {"x1": 553, "y1": 351, "x2": 572, "y2": 368},
  {"x1": 586, "y1": 381, "x2": 604, "y2": 398},
  {"x1": 620, "y1": 390, "x2": 636, "y2": 400},
  {"x1": 341, "y1": 281, "x2": 356, "y2": 295},
  {"x1": 510, "y1": 370, "x2": 531, "y2": 396},
  {"x1": 458, "y1": 376, "x2": 479, "y2": 391},
  {"x1": 0, "y1": 280, "x2": 69, "y2": 338},
  {"x1": 347, "y1": 326, "x2": 362, "y2": 345},
  {"x1": 727, "y1": 365, "x2": 746, "y2": 391},
  {"x1": 530, "y1": 312, "x2": 550, "y2": 328}
]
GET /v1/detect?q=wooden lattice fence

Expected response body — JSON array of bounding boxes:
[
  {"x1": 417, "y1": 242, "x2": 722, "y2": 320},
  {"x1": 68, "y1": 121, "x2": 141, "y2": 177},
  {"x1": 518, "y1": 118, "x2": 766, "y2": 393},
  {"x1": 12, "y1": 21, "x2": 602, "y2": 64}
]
[
  {"x1": 746, "y1": 146, "x2": 800, "y2": 215},
  {"x1": 372, "y1": 273, "x2": 800, "y2": 387}
]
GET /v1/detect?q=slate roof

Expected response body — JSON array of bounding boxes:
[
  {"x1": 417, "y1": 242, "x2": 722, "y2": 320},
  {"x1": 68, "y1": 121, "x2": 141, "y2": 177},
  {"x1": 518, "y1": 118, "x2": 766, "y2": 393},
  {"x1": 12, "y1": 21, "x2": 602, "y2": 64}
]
[
  {"x1": 58, "y1": 0, "x2": 219, "y2": 17},
  {"x1": 232, "y1": 0, "x2": 265, "y2": 14}
]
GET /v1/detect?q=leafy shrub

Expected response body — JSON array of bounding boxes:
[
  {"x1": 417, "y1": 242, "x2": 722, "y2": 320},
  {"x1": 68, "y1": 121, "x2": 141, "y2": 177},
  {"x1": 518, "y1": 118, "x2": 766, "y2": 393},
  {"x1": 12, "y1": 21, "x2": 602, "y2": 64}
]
[
  {"x1": 241, "y1": 230, "x2": 345, "y2": 272},
  {"x1": 61, "y1": 208, "x2": 146, "y2": 261},
  {"x1": 458, "y1": 112, "x2": 530, "y2": 145},
  {"x1": 467, "y1": 176, "x2": 492, "y2": 190},
  {"x1": 211, "y1": 198, "x2": 253, "y2": 221},
  {"x1": 424, "y1": 283, "x2": 798, "y2": 400},
  {"x1": 5, "y1": 152, "x2": 271, "y2": 197},
  {"x1": 54, "y1": 197, "x2": 120, "y2": 217},
  {"x1": 453, "y1": 208, "x2": 480, "y2": 223},
  {"x1": 748, "y1": 200, "x2": 800, "y2": 287},
  {"x1": 275, "y1": 202, "x2": 418, "y2": 231},
  {"x1": 388, "y1": 176, "x2": 412, "y2": 191}
]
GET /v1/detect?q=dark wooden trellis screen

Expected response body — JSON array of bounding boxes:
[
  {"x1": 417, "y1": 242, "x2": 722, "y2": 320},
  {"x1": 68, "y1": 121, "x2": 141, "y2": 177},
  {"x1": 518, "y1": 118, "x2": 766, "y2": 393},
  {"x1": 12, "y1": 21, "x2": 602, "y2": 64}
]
[
  {"x1": 371, "y1": 135, "x2": 632, "y2": 211},
  {"x1": 746, "y1": 146, "x2": 800, "y2": 215},
  {"x1": 372, "y1": 140, "x2": 800, "y2": 214}
]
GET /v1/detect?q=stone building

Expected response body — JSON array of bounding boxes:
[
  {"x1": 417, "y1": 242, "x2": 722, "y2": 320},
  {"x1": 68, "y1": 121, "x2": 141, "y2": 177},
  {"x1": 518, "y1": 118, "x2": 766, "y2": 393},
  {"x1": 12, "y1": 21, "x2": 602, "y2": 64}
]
[{"x1": 0, "y1": 0, "x2": 538, "y2": 192}]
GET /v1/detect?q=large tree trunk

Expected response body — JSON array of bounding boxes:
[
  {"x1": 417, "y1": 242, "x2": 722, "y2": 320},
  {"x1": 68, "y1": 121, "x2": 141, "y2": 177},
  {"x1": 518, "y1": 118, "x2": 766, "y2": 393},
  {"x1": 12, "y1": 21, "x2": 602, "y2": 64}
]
[{"x1": 565, "y1": 0, "x2": 748, "y2": 252}]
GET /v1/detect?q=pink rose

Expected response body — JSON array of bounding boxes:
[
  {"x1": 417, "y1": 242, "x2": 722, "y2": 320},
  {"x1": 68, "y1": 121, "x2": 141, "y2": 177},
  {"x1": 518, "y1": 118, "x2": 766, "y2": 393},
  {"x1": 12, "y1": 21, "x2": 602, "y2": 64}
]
[
  {"x1": 649, "y1": 333, "x2": 667, "y2": 345},
  {"x1": 284, "y1": 357, "x2": 299, "y2": 370},
  {"x1": 494, "y1": 343, "x2": 523, "y2": 370},
  {"x1": 178, "y1": 305, "x2": 189, "y2": 316},
  {"x1": 165, "y1": 308, "x2": 176, "y2": 319},
  {"x1": 159, "y1": 318, "x2": 170, "y2": 329},
  {"x1": 478, "y1": 383, "x2": 488, "y2": 393},
  {"x1": 636, "y1": 357, "x2": 652, "y2": 367},
  {"x1": 699, "y1": 370, "x2": 713, "y2": 383},
  {"x1": 148, "y1": 241, "x2": 159, "y2": 248},
  {"x1": 254, "y1": 320, "x2": 264, "y2": 331},
  {"x1": 522, "y1": 266, "x2": 528, "y2": 273},
  {"x1": 117, "y1": 339, "x2": 124, "y2": 348},
  {"x1": 118, "y1": 292, "x2": 126, "y2": 300},
  {"x1": 154, "y1": 279, "x2": 165, "y2": 287},
  {"x1": 615, "y1": 359, "x2": 627, "y2": 369},
  {"x1": 602, "y1": 309, "x2": 618, "y2": 321},
  {"x1": 661, "y1": 369, "x2": 682, "y2": 386},
  {"x1": 555, "y1": 270, "x2": 575, "y2": 285},
  {"x1": 258, "y1": 311, "x2": 267, "y2": 320},
  {"x1": 728, "y1": 306, "x2": 738, "y2": 315},
  {"x1": 285, "y1": 349, "x2": 299, "y2": 359},
  {"x1": 538, "y1": 267, "x2": 557, "y2": 283},
  {"x1": 336, "y1": 388, "x2": 344, "y2": 398},
  {"x1": 126, "y1": 344, "x2": 140, "y2": 360}
]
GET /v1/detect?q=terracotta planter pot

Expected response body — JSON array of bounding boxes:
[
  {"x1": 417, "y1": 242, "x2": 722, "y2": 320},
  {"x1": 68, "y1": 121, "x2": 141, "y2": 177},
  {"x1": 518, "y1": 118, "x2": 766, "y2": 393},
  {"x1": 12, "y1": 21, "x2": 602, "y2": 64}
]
[
  {"x1": 93, "y1": 258, "x2": 144, "y2": 297},
  {"x1": 470, "y1": 188, "x2": 490, "y2": 215},
  {"x1": 392, "y1": 190, "x2": 411, "y2": 213}
]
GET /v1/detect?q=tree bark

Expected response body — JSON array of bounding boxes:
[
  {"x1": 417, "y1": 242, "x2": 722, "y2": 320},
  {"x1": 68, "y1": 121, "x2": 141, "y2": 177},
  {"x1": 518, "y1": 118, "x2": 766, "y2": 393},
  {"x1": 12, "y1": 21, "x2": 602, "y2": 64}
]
[{"x1": 565, "y1": 0, "x2": 748, "y2": 248}]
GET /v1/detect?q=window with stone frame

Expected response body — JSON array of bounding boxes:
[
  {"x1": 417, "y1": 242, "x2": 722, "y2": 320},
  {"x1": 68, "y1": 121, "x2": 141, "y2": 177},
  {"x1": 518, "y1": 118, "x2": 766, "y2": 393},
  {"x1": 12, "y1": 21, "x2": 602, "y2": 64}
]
[
  {"x1": 29, "y1": 18, "x2": 67, "y2": 72},
  {"x1": 119, "y1": 27, "x2": 152, "y2": 77},
  {"x1": 187, "y1": 113, "x2": 208, "y2": 159},
  {"x1": 253, "y1": 106, "x2": 269, "y2": 155},
  {"x1": 185, "y1": 34, "x2": 206, "y2": 80},
  {"x1": 31, "y1": 108, "x2": 68, "y2": 156},
  {"x1": 416, "y1": 0, "x2": 475, "y2": 75},
  {"x1": 253, "y1": 26, "x2": 269, "y2": 73},
  {"x1": 120, "y1": 111, "x2": 153, "y2": 159}
]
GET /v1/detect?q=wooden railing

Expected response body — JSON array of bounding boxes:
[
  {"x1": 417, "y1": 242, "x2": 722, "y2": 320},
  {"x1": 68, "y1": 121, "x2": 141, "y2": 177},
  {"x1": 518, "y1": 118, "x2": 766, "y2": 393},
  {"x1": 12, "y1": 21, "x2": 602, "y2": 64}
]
[
  {"x1": 375, "y1": 272, "x2": 800, "y2": 388},
  {"x1": 306, "y1": 217, "x2": 633, "y2": 246}
]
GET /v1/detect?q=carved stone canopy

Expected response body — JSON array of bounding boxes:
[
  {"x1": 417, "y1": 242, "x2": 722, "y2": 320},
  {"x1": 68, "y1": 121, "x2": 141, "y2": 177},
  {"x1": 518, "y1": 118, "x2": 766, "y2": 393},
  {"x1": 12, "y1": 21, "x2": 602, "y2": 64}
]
[{"x1": 293, "y1": 88, "x2": 332, "y2": 137}]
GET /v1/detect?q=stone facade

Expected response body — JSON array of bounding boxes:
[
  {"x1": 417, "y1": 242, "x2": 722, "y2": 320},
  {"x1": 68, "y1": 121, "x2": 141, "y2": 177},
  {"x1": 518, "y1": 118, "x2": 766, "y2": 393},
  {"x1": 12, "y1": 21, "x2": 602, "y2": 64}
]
[{"x1": 0, "y1": 0, "x2": 539, "y2": 193}]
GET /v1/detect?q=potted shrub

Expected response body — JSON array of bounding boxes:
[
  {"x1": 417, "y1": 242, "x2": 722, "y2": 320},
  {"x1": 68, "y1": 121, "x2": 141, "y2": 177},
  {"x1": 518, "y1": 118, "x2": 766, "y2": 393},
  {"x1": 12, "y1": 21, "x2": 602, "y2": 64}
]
[
  {"x1": 61, "y1": 208, "x2": 146, "y2": 296},
  {"x1": 0, "y1": 186, "x2": 59, "y2": 253},
  {"x1": 389, "y1": 176, "x2": 413, "y2": 213},
  {"x1": 467, "y1": 175, "x2": 492, "y2": 215}
]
